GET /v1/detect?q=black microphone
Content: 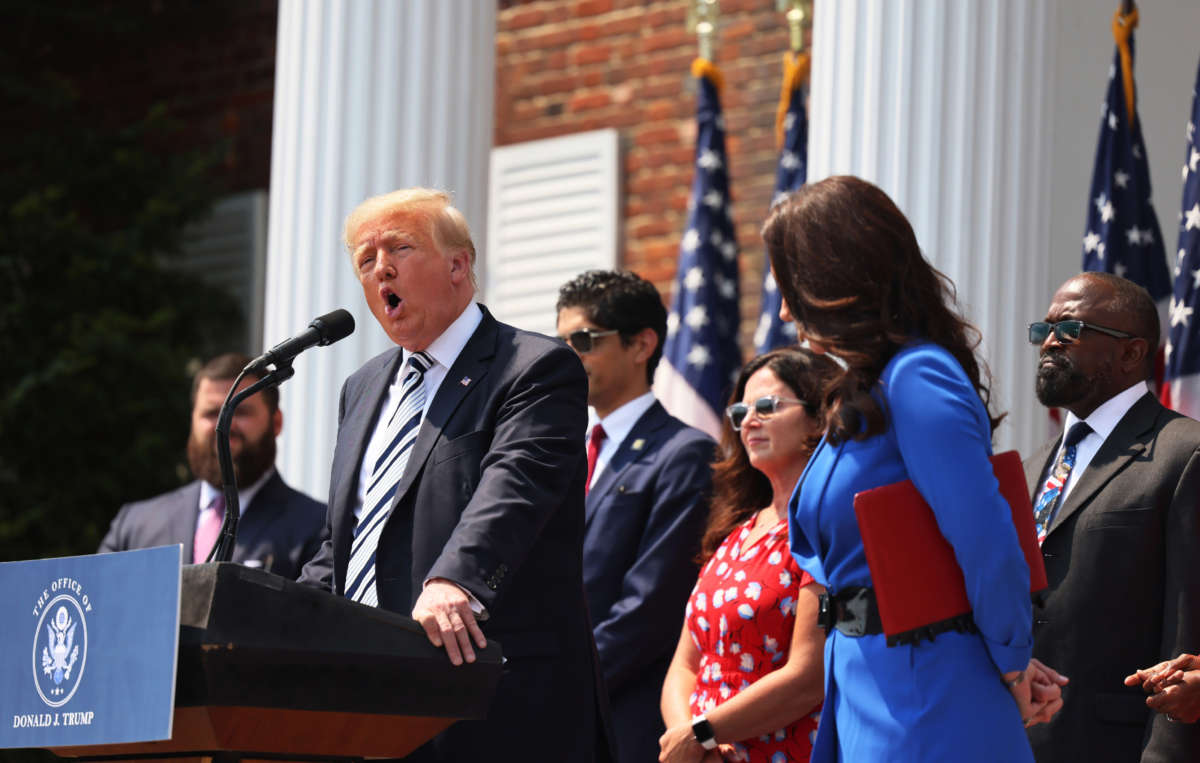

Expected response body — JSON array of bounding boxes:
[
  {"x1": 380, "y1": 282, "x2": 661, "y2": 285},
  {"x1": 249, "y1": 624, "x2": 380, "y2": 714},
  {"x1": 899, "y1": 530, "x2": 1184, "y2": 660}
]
[{"x1": 246, "y1": 309, "x2": 356, "y2": 371}]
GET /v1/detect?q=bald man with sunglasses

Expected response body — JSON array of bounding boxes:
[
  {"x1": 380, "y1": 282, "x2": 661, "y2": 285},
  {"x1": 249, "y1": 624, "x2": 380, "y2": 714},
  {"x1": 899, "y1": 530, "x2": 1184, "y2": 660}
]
[
  {"x1": 1025, "y1": 271, "x2": 1200, "y2": 762},
  {"x1": 556, "y1": 270, "x2": 715, "y2": 763}
]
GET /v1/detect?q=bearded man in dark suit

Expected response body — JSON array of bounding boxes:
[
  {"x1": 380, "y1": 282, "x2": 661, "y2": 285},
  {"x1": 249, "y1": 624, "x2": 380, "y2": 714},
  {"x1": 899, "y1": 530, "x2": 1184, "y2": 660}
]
[
  {"x1": 1026, "y1": 272, "x2": 1200, "y2": 762},
  {"x1": 298, "y1": 188, "x2": 609, "y2": 762},
  {"x1": 99, "y1": 352, "x2": 326, "y2": 579}
]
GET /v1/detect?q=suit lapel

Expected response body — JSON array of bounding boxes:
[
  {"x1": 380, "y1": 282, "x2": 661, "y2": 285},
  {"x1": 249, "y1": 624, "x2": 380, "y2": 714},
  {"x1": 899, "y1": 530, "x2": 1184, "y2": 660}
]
[
  {"x1": 1046, "y1": 394, "x2": 1159, "y2": 537},
  {"x1": 333, "y1": 349, "x2": 402, "y2": 548},
  {"x1": 1025, "y1": 438, "x2": 1058, "y2": 499},
  {"x1": 176, "y1": 482, "x2": 203, "y2": 562},
  {"x1": 585, "y1": 402, "x2": 668, "y2": 529},
  {"x1": 233, "y1": 471, "x2": 284, "y2": 555},
  {"x1": 391, "y1": 311, "x2": 498, "y2": 507}
]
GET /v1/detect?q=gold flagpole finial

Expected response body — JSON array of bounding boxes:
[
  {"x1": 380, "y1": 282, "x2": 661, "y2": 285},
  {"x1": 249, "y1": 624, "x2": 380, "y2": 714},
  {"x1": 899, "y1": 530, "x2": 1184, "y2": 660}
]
[
  {"x1": 778, "y1": 0, "x2": 813, "y2": 54},
  {"x1": 687, "y1": 0, "x2": 719, "y2": 62},
  {"x1": 1112, "y1": 2, "x2": 1139, "y2": 125}
]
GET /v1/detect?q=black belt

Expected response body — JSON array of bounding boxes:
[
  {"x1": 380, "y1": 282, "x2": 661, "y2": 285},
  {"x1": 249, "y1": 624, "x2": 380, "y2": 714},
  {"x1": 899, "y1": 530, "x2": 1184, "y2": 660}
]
[
  {"x1": 818, "y1": 586, "x2": 883, "y2": 637},
  {"x1": 818, "y1": 586, "x2": 984, "y2": 646}
]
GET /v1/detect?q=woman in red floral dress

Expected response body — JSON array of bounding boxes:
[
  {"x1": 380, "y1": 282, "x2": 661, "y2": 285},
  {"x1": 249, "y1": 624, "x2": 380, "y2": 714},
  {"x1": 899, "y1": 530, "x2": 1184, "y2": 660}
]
[{"x1": 660, "y1": 348, "x2": 836, "y2": 763}]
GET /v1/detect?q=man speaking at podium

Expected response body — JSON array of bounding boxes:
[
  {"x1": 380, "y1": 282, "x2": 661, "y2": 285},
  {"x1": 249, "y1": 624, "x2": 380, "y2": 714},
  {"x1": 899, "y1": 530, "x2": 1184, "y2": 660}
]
[{"x1": 298, "y1": 188, "x2": 609, "y2": 762}]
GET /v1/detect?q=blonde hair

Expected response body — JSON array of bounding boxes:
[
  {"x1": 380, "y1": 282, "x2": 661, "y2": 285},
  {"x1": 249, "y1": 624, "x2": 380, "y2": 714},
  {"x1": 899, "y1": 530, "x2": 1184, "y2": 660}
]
[{"x1": 343, "y1": 188, "x2": 477, "y2": 285}]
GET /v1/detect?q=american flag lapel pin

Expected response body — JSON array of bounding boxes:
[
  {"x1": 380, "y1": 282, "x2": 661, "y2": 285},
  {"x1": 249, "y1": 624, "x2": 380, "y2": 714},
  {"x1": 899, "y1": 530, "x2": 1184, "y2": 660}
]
[{"x1": 460, "y1": 376, "x2": 472, "y2": 387}]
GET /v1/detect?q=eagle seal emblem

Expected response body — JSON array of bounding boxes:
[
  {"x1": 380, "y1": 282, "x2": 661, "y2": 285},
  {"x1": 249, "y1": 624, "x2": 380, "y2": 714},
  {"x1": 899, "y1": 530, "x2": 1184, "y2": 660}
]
[{"x1": 33, "y1": 594, "x2": 88, "y2": 707}]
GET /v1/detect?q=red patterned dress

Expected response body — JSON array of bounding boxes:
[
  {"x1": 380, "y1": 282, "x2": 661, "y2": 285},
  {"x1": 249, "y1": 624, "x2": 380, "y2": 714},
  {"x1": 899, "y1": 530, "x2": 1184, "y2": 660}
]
[{"x1": 686, "y1": 516, "x2": 822, "y2": 762}]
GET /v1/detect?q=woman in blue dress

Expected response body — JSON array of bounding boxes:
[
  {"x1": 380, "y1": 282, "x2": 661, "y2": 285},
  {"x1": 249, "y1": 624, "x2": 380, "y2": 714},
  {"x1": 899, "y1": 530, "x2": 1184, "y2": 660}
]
[{"x1": 761, "y1": 176, "x2": 1066, "y2": 762}]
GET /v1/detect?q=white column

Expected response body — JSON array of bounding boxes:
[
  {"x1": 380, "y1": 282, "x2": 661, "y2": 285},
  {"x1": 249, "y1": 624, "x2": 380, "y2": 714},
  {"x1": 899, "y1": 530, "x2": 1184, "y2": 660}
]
[
  {"x1": 807, "y1": 0, "x2": 1057, "y2": 455},
  {"x1": 264, "y1": 0, "x2": 496, "y2": 502}
]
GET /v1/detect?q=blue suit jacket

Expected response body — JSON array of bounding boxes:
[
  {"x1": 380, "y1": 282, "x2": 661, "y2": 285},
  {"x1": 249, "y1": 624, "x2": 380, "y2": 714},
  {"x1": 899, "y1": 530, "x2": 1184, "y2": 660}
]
[
  {"x1": 583, "y1": 398, "x2": 710, "y2": 763},
  {"x1": 97, "y1": 470, "x2": 326, "y2": 580},
  {"x1": 584, "y1": 400, "x2": 713, "y2": 763},
  {"x1": 299, "y1": 307, "x2": 610, "y2": 763},
  {"x1": 790, "y1": 343, "x2": 1034, "y2": 762}
]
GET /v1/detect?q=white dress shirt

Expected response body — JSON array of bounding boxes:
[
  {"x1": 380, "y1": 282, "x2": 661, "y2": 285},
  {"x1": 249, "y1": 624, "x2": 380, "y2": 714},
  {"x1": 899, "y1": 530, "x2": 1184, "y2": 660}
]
[
  {"x1": 1055, "y1": 381, "x2": 1150, "y2": 502},
  {"x1": 588, "y1": 391, "x2": 656, "y2": 490},
  {"x1": 353, "y1": 302, "x2": 484, "y2": 521}
]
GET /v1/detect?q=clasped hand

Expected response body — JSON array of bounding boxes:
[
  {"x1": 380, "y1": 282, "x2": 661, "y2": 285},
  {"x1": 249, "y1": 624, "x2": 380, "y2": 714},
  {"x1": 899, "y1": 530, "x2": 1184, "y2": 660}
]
[
  {"x1": 1009, "y1": 658, "x2": 1069, "y2": 727},
  {"x1": 1124, "y1": 653, "x2": 1200, "y2": 723}
]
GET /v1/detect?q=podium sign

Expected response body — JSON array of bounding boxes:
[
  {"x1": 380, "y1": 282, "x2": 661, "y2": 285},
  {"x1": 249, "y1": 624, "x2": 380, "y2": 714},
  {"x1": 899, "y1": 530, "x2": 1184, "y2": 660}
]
[{"x1": 0, "y1": 545, "x2": 181, "y2": 749}]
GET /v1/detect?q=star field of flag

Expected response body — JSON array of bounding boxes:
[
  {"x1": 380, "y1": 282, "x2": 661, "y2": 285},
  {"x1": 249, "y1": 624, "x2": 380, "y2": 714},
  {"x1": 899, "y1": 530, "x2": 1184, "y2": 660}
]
[
  {"x1": 755, "y1": 79, "x2": 805, "y2": 355},
  {"x1": 1161, "y1": 57, "x2": 1200, "y2": 417},
  {"x1": 660, "y1": 69, "x2": 742, "y2": 424},
  {"x1": 1081, "y1": 41, "x2": 1170, "y2": 305}
]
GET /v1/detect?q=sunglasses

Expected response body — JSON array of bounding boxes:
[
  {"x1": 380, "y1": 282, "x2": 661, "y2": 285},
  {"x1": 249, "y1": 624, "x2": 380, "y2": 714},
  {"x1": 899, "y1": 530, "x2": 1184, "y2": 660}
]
[
  {"x1": 1028, "y1": 320, "x2": 1135, "y2": 345},
  {"x1": 726, "y1": 395, "x2": 808, "y2": 431},
  {"x1": 560, "y1": 328, "x2": 619, "y2": 353}
]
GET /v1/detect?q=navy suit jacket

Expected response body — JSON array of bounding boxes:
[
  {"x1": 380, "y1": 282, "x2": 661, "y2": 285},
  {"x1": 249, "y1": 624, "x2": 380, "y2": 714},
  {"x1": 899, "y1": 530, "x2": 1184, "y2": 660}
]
[
  {"x1": 299, "y1": 307, "x2": 610, "y2": 763},
  {"x1": 584, "y1": 401, "x2": 713, "y2": 763},
  {"x1": 97, "y1": 470, "x2": 326, "y2": 580}
]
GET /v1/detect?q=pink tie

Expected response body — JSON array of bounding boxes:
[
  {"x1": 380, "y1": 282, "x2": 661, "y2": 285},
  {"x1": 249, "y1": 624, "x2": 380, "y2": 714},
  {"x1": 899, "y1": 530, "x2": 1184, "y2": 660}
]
[{"x1": 193, "y1": 493, "x2": 225, "y2": 564}]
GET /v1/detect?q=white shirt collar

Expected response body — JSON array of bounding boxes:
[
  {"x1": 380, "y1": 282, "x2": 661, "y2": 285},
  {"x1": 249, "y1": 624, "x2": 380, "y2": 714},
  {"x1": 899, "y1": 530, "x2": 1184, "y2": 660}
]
[
  {"x1": 593, "y1": 391, "x2": 657, "y2": 448},
  {"x1": 1063, "y1": 380, "x2": 1150, "y2": 443},
  {"x1": 198, "y1": 466, "x2": 275, "y2": 516},
  {"x1": 403, "y1": 302, "x2": 483, "y2": 374}
]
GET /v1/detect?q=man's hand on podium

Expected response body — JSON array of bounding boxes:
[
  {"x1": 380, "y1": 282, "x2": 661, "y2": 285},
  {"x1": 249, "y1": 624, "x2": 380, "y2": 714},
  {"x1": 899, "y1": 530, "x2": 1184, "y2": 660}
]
[{"x1": 412, "y1": 578, "x2": 488, "y2": 666}]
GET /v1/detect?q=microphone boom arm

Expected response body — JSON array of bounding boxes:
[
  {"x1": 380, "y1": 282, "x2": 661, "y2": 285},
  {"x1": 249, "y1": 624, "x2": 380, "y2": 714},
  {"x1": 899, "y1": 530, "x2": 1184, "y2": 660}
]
[{"x1": 208, "y1": 362, "x2": 296, "y2": 564}]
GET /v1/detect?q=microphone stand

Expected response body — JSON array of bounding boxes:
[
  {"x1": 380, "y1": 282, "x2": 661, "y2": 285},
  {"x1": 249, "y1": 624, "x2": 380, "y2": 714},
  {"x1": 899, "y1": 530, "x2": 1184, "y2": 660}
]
[{"x1": 208, "y1": 362, "x2": 295, "y2": 564}]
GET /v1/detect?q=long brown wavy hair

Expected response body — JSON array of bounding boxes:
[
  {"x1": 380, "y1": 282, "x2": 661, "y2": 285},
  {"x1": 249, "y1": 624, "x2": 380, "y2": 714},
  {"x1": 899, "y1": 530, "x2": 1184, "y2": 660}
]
[
  {"x1": 699, "y1": 348, "x2": 840, "y2": 563},
  {"x1": 761, "y1": 176, "x2": 1003, "y2": 444}
]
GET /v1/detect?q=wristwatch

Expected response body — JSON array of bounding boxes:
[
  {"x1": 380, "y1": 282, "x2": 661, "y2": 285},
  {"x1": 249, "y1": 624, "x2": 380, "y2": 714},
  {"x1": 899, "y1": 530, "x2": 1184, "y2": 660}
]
[{"x1": 691, "y1": 715, "x2": 718, "y2": 750}]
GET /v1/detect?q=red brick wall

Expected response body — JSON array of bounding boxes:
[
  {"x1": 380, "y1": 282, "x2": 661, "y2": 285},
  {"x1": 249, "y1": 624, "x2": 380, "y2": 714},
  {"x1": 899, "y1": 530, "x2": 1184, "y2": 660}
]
[{"x1": 496, "y1": 0, "x2": 805, "y2": 347}]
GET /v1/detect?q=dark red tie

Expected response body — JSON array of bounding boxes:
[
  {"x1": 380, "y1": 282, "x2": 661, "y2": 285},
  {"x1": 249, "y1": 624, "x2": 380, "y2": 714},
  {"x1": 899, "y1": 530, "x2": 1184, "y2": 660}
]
[{"x1": 586, "y1": 424, "x2": 606, "y2": 494}]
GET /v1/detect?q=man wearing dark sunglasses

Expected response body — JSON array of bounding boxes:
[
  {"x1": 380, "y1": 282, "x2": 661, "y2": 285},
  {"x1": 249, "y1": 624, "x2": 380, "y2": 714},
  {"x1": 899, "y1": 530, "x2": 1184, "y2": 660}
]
[
  {"x1": 1025, "y1": 271, "x2": 1200, "y2": 762},
  {"x1": 556, "y1": 270, "x2": 715, "y2": 763}
]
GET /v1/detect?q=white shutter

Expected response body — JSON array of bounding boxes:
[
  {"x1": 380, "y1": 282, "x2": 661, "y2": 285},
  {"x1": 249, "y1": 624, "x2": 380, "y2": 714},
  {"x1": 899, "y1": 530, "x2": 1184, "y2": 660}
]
[
  {"x1": 180, "y1": 190, "x2": 269, "y2": 352},
  {"x1": 485, "y1": 129, "x2": 620, "y2": 337}
]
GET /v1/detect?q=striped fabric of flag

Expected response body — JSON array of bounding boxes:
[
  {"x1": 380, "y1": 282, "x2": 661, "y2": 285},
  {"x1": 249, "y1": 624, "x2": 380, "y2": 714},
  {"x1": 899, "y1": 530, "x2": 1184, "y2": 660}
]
[
  {"x1": 1160, "y1": 56, "x2": 1200, "y2": 418},
  {"x1": 653, "y1": 59, "x2": 743, "y2": 440},
  {"x1": 755, "y1": 51, "x2": 808, "y2": 355},
  {"x1": 1081, "y1": 9, "x2": 1171, "y2": 372}
]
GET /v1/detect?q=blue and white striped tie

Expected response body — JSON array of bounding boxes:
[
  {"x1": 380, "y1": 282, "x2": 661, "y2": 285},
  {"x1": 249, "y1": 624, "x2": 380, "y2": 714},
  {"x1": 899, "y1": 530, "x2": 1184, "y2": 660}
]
[{"x1": 345, "y1": 351, "x2": 432, "y2": 605}]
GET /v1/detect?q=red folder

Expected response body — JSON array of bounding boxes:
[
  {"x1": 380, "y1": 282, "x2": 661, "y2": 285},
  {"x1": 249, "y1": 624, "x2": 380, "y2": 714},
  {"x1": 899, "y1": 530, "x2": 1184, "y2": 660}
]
[{"x1": 852, "y1": 450, "x2": 1047, "y2": 645}]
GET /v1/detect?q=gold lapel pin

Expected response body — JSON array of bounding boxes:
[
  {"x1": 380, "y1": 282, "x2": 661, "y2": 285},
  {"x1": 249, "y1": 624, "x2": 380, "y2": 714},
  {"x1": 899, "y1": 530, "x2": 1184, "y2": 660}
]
[{"x1": 632, "y1": 438, "x2": 645, "y2": 451}]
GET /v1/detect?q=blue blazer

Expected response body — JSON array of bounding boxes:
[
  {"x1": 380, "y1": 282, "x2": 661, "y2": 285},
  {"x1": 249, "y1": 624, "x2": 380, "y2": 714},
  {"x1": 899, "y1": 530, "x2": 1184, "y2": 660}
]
[
  {"x1": 97, "y1": 470, "x2": 326, "y2": 580},
  {"x1": 790, "y1": 343, "x2": 1034, "y2": 762},
  {"x1": 299, "y1": 307, "x2": 611, "y2": 763},
  {"x1": 584, "y1": 400, "x2": 714, "y2": 763}
]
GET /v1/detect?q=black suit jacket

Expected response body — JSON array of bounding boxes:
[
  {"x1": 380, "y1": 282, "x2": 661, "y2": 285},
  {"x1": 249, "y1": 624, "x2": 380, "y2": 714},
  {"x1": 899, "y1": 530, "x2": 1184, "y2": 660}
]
[
  {"x1": 97, "y1": 470, "x2": 326, "y2": 580},
  {"x1": 299, "y1": 307, "x2": 609, "y2": 762},
  {"x1": 584, "y1": 400, "x2": 713, "y2": 763},
  {"x1": 1025, "y1": 393, "x2": 1200, "y2": 762}
]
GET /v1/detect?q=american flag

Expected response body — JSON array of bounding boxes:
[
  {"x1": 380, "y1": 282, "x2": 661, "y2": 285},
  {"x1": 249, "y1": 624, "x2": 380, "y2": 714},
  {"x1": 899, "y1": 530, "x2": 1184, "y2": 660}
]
[
  {"x1": 1081, "y1": 23, "x2": 1170, "y2": 354},
  {"x1": 755, "y1": 54, "x2": 807, "y2": 355},
  {"x1": 653, "y1": 61, "x2": 742, "y2": 440},
  {"x1": 1160, "y1": 57, "x2": 1200, "y2": 418}
]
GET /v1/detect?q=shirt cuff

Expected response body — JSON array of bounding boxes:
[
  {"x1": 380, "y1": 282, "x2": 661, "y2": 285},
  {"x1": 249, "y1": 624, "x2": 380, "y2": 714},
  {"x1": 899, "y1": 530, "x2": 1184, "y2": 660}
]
[{"x1": 423, "y1": 576, "x2": 490, "y2": 621}]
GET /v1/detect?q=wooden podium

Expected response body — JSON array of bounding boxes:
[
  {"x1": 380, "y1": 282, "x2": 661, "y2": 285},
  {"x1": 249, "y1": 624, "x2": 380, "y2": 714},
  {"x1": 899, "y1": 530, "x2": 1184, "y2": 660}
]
[{"x1": 51, "y1": 563, "x2": 504, "y2": 761}]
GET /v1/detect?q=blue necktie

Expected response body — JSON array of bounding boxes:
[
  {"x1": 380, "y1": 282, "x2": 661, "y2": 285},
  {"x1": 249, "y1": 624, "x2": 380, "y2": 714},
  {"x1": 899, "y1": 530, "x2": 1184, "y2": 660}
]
[
  {"x1": 1033, "y1": 421, "x2": 1093, "y2": 543},
  {"x1": 345, "y1": 351, "x2": 432, "y2": 605}
]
